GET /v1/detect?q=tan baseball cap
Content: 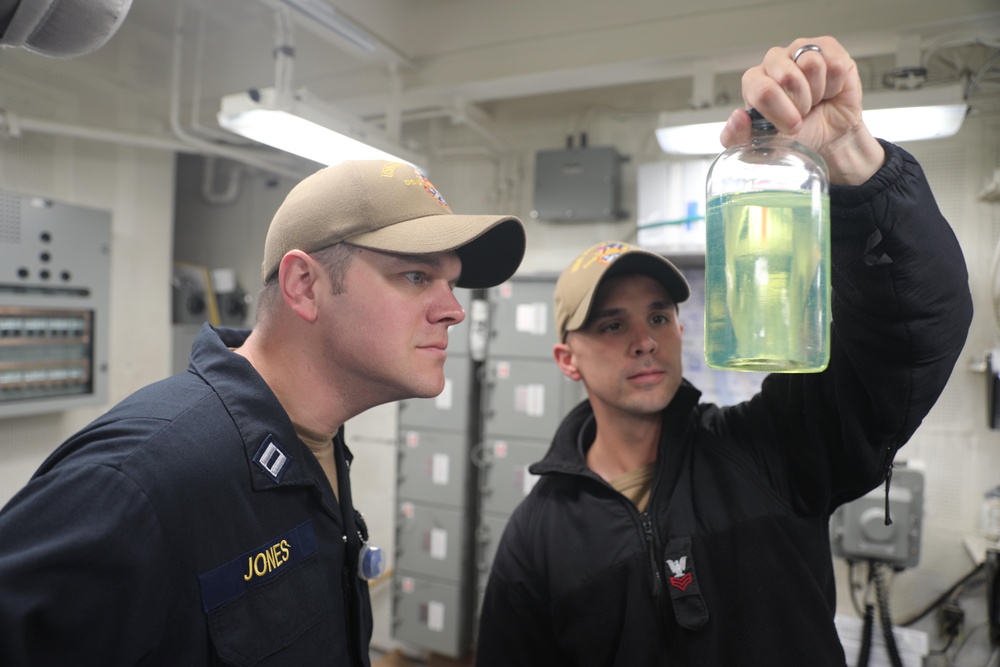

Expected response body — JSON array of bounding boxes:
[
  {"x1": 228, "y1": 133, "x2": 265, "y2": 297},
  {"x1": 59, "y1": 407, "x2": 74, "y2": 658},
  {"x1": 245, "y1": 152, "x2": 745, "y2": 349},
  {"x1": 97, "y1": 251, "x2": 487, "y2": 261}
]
[
  {"x1": 554, "y1": 241, "x2": 690, "y2": 341},
  {"x1": 261, "y1": 160, "x2": 526, "y2": 288}
]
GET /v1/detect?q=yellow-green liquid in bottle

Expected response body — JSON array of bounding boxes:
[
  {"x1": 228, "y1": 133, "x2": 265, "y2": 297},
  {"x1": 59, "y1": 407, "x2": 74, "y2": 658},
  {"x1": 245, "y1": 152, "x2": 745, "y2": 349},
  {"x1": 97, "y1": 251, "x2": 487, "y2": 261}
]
[{"x1": 704, "y1": 189, "x2": 830, "y2": 372}]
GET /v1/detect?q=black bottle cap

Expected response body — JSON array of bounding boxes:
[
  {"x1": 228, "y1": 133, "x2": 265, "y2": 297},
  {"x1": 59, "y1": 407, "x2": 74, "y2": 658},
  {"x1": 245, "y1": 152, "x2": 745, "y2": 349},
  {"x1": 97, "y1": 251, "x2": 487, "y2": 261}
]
[{"x1": 748, "y1": 107, "x2": 776, "y2": 133}]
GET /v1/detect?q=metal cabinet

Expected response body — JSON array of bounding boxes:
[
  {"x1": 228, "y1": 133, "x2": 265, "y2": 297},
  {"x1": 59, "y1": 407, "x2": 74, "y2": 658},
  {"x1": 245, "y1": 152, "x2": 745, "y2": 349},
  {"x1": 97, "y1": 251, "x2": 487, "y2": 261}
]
[
  {"x1": 485, "y1": 278, "x2": 558, "y2": 358},
  {"x1": 471, "y1": 276, "x2": 588, "y2": 639},
  {"x1": 397, "y1": 429, "x2": 470, "y2": 508},
  {"x1": 393, "y1": 576, "x2": 465, "y2": 656},
  {"x1": 392, "y1": 277, "x2": 588, "y2": 657},
  {"x1": 397, "y1": 355, "x2": 473, "y2": 431},
  {"x1": 482, "y1": 357, "x2": 585, "y2": 440},
  {"x1": 478, "y1": 437, "x2": 548, "y2": 517},
  {"x1": 392, "y1": 289, "x2": 480, "y2": 659},
  {"x1": 395, "y1": 501, "x2": 468, "y2": 582}
]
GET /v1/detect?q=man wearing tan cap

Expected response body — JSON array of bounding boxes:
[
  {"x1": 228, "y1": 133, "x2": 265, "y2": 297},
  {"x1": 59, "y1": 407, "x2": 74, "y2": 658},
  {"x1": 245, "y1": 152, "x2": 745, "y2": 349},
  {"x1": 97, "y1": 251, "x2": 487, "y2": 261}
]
[
  {"x1": 0, "y1": 160, "x2": 524, "y2": 666},
  {"x1": 476, "y1": 36, "x2": 972, "y2": 666}
]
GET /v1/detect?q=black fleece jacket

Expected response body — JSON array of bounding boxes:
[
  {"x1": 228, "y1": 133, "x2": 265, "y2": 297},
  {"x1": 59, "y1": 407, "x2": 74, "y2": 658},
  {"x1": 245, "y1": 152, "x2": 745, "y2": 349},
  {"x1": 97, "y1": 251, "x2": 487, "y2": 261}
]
[{"x1": 475, "y1": 142, "x2": 973, "y2": 667}]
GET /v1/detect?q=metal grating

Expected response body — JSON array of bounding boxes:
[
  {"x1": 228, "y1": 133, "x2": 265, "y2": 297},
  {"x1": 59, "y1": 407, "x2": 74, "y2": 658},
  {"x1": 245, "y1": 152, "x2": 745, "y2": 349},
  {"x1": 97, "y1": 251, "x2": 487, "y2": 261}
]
[{"x1": 0, "y1": 194, "x2": 21, "y2": 245}]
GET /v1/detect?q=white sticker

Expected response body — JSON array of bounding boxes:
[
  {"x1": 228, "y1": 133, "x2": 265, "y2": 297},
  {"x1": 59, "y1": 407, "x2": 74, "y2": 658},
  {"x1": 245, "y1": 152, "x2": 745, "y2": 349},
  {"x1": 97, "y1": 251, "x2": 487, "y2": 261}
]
[
  {"x1": 515, "y1": 384, "x2": 546, "y2": 417},
  {"x1": 406, "y1": 431, "x2": 420, "y2": 448},
  {"x1": 435, "y1": 378, "x2": 453, "y2": 410},
  {"x1": 493, "y1": 440, "x2": 508, "y2": 459},
  {"x1": 432, "y1": 453, "x2": 450, "y2": 486},
  {"x1": 515, "y1": 302, "x2": 548, "y2": 336},
  {"x1": 427, "y1": 600, "x2": 445, "y2": 632},
  {"x1": 429, "y1": 528, "x2": 448, "y2": 560}
]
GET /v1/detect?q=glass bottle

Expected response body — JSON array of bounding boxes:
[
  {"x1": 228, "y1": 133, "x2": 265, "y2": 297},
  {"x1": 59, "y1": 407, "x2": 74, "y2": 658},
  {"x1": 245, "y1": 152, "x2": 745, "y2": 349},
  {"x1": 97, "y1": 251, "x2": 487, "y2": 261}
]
[{"x1": 704, "y1": 108, "x2": 831, "y2": 372}]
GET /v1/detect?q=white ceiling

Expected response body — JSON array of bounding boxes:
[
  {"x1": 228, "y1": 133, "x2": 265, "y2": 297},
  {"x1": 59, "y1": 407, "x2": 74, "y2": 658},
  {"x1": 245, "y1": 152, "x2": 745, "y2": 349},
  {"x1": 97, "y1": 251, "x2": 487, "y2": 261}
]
[
  {"x1": 5, "y1": 0, "x2": 998, "y2": 168},
  {"x1": 116, "y1": 0, "x2": 1000, "y2": 112}
]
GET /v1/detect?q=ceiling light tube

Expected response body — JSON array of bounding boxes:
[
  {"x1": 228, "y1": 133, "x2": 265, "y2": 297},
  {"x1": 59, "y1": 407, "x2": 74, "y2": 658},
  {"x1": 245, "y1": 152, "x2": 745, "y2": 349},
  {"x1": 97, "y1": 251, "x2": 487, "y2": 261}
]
[
  {"x1": 218, "y1": 87, "x2": 425, "y2": 168},
  {"x1": 656, "y1": 83, "x2": 968, "y2": 155}
]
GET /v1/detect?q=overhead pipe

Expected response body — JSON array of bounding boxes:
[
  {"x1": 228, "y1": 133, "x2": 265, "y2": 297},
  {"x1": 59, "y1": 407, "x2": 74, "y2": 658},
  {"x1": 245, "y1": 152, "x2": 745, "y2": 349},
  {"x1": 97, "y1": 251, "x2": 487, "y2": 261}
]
[
  {"x1": 188, "y1": 0, "x2": 250, "y2": 145},
  {"x1": 201, "y1": 156, "x2": 244, "y2": 205},
  {"x1": 273, "y1": 5, "x2": 296, "y2": 98},
  {"x1": 1, "y1": 0, "x2": 311, "y2": 180},
  {"x1": 397, "y1": 100, "x2": 510, "y2": 155},
  {"x1": 258, "y1": 0, "x2": 414, "y2": 71},
  {"x1": 169, "y1": 0, "x2": 306, "y2": 181},
  {"x1": 0, "y1": 109, "x2": 189, "y2": 153},
  {"x1": 385, "y1": 62, "x2": 403, "y2": 144}
]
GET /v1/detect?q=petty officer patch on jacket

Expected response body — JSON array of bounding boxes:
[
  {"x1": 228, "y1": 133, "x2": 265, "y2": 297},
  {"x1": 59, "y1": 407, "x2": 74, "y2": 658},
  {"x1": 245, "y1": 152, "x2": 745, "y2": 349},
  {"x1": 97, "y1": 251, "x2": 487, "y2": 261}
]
[
  {"x1": 664, "y1": 536, "x2": 709, "y2": 630},
  {"x1": 198, "y1": 520, "x2": 318, "y2": 613}
]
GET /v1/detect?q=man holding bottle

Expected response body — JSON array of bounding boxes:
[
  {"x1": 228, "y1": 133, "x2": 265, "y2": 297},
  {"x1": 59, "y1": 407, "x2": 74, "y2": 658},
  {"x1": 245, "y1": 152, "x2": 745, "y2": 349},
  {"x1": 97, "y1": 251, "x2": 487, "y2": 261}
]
[{"x1": 476, "y1": 35, "x2": 972, "y2": 666}]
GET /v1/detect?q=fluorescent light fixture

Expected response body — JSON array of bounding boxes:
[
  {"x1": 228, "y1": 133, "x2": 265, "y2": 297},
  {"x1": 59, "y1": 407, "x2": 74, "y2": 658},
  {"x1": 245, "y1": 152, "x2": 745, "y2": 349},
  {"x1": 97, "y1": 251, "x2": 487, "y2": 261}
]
[
  {"x1": 861, "y1": 84, "x2": 968, "y2": 143},
  {"x1": 656, "y1": 83, "x2": 968, "y2": 155},
  {"x1": 655, "y1": 110, "x2": 728, "y2": 156},
  {"x1": 218, "y1": 87, "x2": 425, "y2": 168}
]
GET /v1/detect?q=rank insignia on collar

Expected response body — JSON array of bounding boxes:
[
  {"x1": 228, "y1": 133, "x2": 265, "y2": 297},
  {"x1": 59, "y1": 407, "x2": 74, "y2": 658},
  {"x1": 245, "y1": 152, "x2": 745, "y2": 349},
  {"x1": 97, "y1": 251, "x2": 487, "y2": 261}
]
[{"x1": 253, "y1": 434, "x2": 292, "y2": 483}]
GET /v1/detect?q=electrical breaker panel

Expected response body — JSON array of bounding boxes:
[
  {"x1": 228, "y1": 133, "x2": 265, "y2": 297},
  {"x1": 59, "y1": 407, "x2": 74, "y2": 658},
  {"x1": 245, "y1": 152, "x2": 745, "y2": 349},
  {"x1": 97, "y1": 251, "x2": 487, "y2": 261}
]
[
  {"x1": 393, "y1": 289, "x2": 478, "y2": 659},
  {"x1": 397, "y1": 429, "x2": 470, "y2": 508},
  {"x1": 393, "y1": 576, "x2": 465, "y2": 656},
  {"x1": 486, "y1": 278, "x2": 557, "y2": 358},
  {"x1": 397, "y1": 355, "x2": 473, "y2": 431},
  {"x1": 0, "y1": 192, "x2": 110, "y2": 418},
  {"x1": 482, "y1": 357, "x2": 586, "y2": 440},
  {"x1": 479, "y1": 437, "x2": 547, "y2": 516}
]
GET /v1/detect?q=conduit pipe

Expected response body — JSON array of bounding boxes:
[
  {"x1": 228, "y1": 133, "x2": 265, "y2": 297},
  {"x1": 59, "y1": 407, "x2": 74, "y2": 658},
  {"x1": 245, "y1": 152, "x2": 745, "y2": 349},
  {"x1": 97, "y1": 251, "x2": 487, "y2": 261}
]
[
  {"x1": 170, "y1": 0, "x2": 306, "y2": 181},
  {"x1": 188, "y1": 0, "x2": 249, "y2": 145},
  {"x1": 201, "y1": 156, "x2": 244, "y2": 205},
  {"x1": 0, "y1": 3, "x2": 310, "y2": 180},
  {"x1": 398, "y1": 102, "x2": 509, "y2": 155},
  {"x1": 1, "y1": 109, "x2": 189, "y2": 153}
]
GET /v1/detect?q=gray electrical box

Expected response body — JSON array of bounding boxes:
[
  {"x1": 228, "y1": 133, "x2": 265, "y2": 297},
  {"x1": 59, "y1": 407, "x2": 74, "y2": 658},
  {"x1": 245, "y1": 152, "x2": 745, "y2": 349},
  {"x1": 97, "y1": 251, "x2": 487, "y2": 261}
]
[
  {"x1": 397, "y1": 355, "x2": 473, "y2": 430},
  {"x1": 0, "y1": 193, "x2": 111, "y2": 419},
  {"x1": 830, "y1": 468, "x2": 924, "y2": 569},
  {"x1": 398, "y1": 429, "x2": 470, "y2": 508},
  {"x1": 396, "y1": 502, "x2": 468, "y2": 582},
  {"x1": 393, "y1": 576, "x2": 465, "y2": 656},
  {"x1": 447, "y1": 288, "x2": 472, "y2": 357},
  {"x1": 479, "y1": 437, "x2": 548, "y2": 516},
  {"x1": 471, "y1": 275, "x2": 585, "y2": 638},
  {"x1": 486, "y1": 278, "x2": 558, "y2": 358},
  {"x1": 483, "y1": 357, "x2": 586, "y2": 440},
  {"x1": 394, "y1": 339, "x2": 479, "y2": 659},
  {"x1": 531, "y1": 146, "x2": 626, "y2": 221}
]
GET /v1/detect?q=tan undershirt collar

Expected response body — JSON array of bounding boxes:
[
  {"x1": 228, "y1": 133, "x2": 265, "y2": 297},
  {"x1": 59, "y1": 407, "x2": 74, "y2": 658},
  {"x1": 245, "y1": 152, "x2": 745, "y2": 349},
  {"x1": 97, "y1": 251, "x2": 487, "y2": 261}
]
[{"x1": 610, "y1": 462, "x2": 655, "y2": 513}]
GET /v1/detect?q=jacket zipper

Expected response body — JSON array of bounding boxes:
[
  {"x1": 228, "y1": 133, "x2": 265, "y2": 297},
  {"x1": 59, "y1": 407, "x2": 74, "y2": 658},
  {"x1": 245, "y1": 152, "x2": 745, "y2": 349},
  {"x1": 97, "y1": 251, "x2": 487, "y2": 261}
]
[
  {"x1": 640, "y1": 511, "x2": 662, "y2": 597},
  {"x1": 882, "y1": 446, "x2": 894, "y2": 526}
]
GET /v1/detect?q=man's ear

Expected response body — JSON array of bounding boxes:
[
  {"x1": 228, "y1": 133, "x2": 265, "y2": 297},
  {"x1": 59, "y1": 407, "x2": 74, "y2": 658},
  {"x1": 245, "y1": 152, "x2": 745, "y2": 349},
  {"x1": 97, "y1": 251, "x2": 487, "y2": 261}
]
[
  {"x1": 278, "y1": 250, "x2": 320, "y2": 323},
  {"x1": 553, "y1": 342, "x2": 582, "y2": 382}
]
